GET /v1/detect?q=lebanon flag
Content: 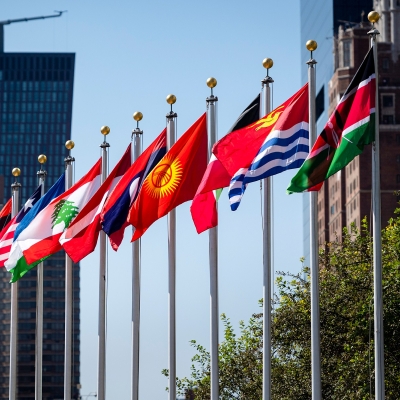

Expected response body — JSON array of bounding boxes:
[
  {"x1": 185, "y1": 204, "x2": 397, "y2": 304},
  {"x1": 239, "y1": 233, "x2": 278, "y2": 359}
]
[
  {"x1": 128, "y1": 113, "x2": 207, "y2": 240},
  {"x1": 18, "y1": 159, "x2": 102, "y2": 265},
  {"x1": 101, "y1": 129, "x2": 167, "y2": 250},
  {"x1": 60, "y1": 144, "x2": 132, "y2": 262},
  {"x1": 287, "y1": 47, "x2": 375, "y2": 193},
  {"x1": 190, "y1": 95, "x2": 261, "y2": 233}
]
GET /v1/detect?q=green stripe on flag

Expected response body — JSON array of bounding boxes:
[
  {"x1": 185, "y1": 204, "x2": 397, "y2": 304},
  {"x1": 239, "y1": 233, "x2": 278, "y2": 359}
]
[
  {"x1": 9, "y1": 256, "x2": 48, "y2": 283},
  {"x1": 215, "y1": 188, "x2": 223, "y2": 202}
]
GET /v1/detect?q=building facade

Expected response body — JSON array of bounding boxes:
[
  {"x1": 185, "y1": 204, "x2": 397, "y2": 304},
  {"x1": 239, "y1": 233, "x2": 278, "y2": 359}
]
[
  {"x1": 0, "y1": 52, "x2": 80, "y2": 399},
  {"x1": 300, "y1": 0, "x2": 373, "y2": 260}
]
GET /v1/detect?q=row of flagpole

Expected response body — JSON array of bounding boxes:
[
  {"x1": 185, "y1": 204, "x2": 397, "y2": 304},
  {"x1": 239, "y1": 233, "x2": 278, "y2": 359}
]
[{"x1": 5, "y1": 11, "x2": 385, "y2": 400}]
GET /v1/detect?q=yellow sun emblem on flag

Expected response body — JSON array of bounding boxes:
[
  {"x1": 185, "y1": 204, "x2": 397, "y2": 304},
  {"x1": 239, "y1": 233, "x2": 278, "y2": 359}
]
[
  {"x1": 250, "y1": 105, "x2": 285, "y2": 131},
  {"x1": 144, "y1": 155, "x2": 183, "y2": 198}
]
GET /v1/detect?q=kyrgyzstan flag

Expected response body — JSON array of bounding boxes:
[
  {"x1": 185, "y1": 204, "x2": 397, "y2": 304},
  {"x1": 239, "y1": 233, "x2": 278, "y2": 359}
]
[
  {"x1": 60, "y1": 144, "x2": 132, "y2": 262},
  {"x1": 18, "y1": 159, "x2": 102, "y2": 264},
  {"x1": 128, "y1": 113, "x2": 207, "y2": 240}
]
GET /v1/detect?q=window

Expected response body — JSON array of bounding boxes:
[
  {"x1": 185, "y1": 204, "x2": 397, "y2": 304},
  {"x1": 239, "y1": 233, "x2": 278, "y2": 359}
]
[
  {"x1": 397, "y1": 174, "x2": 400, "y2": 183},
  {"x1": 383, "y1": 115, "x2": 394, "y2": 124},
  {"x1": 382, "y1": 95, "x2": 394, "y2": 108},
  {"x1": 331, "y1": 205, "x2": 335, "y2": 215},
  {"x1": 383, "y1": 58, "x2": 390, "y2": 70},
  {"x1": 343, "y1": 40, "x2": 351, "y2": 67}
]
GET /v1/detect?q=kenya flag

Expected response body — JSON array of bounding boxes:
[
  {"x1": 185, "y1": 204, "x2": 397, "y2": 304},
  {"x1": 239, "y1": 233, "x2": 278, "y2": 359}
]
[{"x1": 287, "y1": 47, "x2": 375, "y2": 193}]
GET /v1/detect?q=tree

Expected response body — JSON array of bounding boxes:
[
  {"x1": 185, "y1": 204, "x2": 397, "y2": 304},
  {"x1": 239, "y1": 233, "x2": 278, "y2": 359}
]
[{"x1": 169, "y1": 215, "x2": 400, "y2": 399}]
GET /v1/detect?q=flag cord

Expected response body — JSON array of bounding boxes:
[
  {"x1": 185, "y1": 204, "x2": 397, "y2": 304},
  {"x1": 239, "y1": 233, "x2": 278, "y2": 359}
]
[
  {"x1": 368, "y1": 192, "x2": 373, "y2": 399},
  {"x1": 105, "y1": 146, "x2": 110, "y2": 372}
]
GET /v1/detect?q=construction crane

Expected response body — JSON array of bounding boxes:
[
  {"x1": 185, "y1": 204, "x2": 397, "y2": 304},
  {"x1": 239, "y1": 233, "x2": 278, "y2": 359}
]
[{"x1": 0, "y1": 11, "x2": 66, "y2": 52}]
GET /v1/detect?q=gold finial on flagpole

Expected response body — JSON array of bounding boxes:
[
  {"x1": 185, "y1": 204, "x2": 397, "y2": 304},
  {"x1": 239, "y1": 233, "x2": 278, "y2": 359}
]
[
  {"x1": 306, "y1": 40, "x2": 318, "y2": 52},
  {"x1": 262, "y1": 58, "x2": 273, "y2": 70},
  {"x1": 206, "y1": 77, "x2": 217, "y2": 96},
  {"x1": 100, "y1": 126, "x2": 110, "y2": 136},
  {"x1": 38, "y1": 154, "x2": 47, "y2": 164},
  {"x1": 133, "y1": 112, "x2": 143, "y2": 121},
  {"x1": 65, "y1": 140, "x2": 75, "y2": 150},
  {"x1": 12, "y1": 168, "x2": 21, "y2": 177},
  {"x1": 368, "y1": 11, "x2": 380, "y2": 24},
  {"x1": 166, "y1": 94, "x2": 176, "y2": 105}
]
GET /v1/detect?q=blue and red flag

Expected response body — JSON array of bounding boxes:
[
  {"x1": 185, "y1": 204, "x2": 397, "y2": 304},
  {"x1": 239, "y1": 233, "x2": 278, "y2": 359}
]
[
  {"x1": 213, "y1": 84, "x2": 309, "y2": 210},
  {"x1": 101, "y1": 129, "x2": 167, "y2": 250}
]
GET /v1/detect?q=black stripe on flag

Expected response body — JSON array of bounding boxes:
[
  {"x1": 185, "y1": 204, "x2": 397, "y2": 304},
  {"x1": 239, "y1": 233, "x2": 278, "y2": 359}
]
[
  {"x1": 343, "y1": 47, "x2": 375, "y2": 98},
  {"x1": 227, "y1": 93, "x2": 261, "y2": 133}
]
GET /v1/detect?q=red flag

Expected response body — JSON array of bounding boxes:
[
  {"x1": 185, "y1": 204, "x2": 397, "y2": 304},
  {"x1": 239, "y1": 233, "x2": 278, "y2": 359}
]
[
  {"x1": 0, "y1": 198, "x2": 12, "y2": 240},
  {"x1": 128, "y1": 113, "x2": 207, "y2": 240},
  {"x1": 60, "y1": 144, "x2": 132, "y2": 262}
]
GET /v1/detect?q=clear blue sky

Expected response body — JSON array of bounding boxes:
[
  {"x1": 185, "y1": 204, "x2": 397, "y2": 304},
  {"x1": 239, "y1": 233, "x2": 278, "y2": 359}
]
[{"x1": 3, "y1": 1, "x2": 305, "y2": 398}]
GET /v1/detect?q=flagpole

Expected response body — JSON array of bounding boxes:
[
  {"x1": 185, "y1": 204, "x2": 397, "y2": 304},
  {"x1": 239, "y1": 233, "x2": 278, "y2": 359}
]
[
  {"x1": 368, "y1": 11, "x2": 385, "y2": 400},
  {"x1": 306, "y1": 40, "x2": 321, "y2": 400},
  {"x1": 98, "y1": 126, "x2": 110, "y2": 400},
  {"x1": 64, "y1": 140, "x2": 75, "y2": 400},
  {"x1": 206, "y1": 78, "x2": 219, "y2": 400},
  {"x1": 9, "y1": 167, "x2": 21, "y2": 400},
  {"x1": 166, "y1": 94, "x2": 177, "y2": 400},
  {"x1": 261, "y1": 59, "x2": 273, "y2": 400},
  {"x1": 131, "y1": 112, "x2": 143, "y2": 400},
  {"x1": 35, "y1": 155, "x2": 47, "y2": 400}
]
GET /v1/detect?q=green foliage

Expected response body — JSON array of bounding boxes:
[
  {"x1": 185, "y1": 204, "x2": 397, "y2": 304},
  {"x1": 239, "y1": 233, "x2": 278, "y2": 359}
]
[
  {"x1": 51, "y1": 199, "x2": 79, "y2": 229},
  {"x1": 170, "y1": 217, "x2": 400, "y2": 399}
]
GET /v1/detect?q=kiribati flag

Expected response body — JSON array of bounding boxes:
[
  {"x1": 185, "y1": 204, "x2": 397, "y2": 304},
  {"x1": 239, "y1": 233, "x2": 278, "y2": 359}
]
[
  {"x1": 213, "y1": 84, "x2": 309, "y2": 210},
  {"x1": 101, "y1": 129, "x2": 167, "y2": 250}
]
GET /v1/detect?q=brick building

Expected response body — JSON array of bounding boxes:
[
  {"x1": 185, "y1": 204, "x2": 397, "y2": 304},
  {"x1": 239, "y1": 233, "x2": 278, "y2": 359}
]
[{"x1": 317, "y1": 3, "x2": 400, "y2": 243}]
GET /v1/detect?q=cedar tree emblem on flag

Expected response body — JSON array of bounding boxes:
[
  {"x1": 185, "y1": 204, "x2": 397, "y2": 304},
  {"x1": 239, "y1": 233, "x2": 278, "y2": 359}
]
[{"x1": 51, "y1": 200, "x2": 79, "y2": 229}]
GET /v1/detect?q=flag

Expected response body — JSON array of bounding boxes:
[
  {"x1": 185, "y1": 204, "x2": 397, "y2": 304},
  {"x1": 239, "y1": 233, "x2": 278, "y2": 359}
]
[
  {"x1": 190, "y1": 94, "x2": 261, "y2": 233},
  {"x1": 0, "y1": 198, "x2": 12, "y2": 236},
  {"x1": 213, "y1": 84, "x2": 309, "y2": 210},
  {"x1": 60, "y1": 144, "x2": 132, "y2": 262},
  {"x1": 5, "y1": 174, "x2": 65, "y2": 282},
  {"x1": 287, "y1": 48, "x2": 375, "y2": 193},
  {"x1": 128, "y1": 113, "x2": 207, "y2": 240},
  {"x1": 101, "y1": 129, "x2": 167, "y2": 250},
  {"x1": 0, "y1": 187, "x2": 42, "y2": 267},
  {"x1": 16, "y1": 159, "x2": 102, "y2": 265}
]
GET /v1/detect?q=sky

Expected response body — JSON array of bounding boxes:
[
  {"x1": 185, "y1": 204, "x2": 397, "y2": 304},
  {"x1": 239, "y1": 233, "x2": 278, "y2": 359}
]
[{"x1": 3, "y1": 1, "x2": 306, "y2": 398}]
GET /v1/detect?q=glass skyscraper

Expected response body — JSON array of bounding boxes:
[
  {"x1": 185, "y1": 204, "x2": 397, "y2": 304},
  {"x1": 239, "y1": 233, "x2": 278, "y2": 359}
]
[
  {"x1": 0, "y1": 52, "x2": 80, "y2": 399},
  {"x1": 300, "y1": 0, "x2": 372, "y2": 264}
]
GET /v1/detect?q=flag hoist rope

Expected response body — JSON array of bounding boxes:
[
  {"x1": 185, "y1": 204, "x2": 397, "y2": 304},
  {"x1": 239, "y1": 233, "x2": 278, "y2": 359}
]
[
  {"x1": 98, "y1": 126, "x2": 110, "y2": 400},
  {"x1": 367, "y1": 11, "x2": 385, "y2": 400},
  {"x1": 206, "y1": 77, "x2": 219, "y2": 400},
  {"x1": 9, "y1": 167, "x2": 21, "y2": 400},
  {"x1": 261, "y1": 59, "x2": 273, "y2": 400},
  {"x1": 64, "y1": 140, "x2": 75, "y2": 400},
  {"x1": 166, "y1": 94, "x2": 177, "y2": 400},
  {"x1": 131, "y1": 112, "x2": 143, "y2": 400},
  {"x1": 305, "y1": 40, "x2": 321, "y2": 400},
  {"x1": 35, "y1": 155, "x2": 47, "y2": 400}
]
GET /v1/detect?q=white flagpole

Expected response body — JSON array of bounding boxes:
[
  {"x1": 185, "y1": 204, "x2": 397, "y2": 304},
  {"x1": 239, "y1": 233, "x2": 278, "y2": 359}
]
[
  {"x1": 64, "y1": 140, "x2": 75, "y2": 400},
  {"x1": 166, "y1": 94, "x2": 177, "y2": 400},
  {"x1": 306, "y1": 40, "x2": 321, "y2": 400},
  {"x1": 131, "y1": 112, "x2": 143, "y2": 400},
  {"x1": 206, "y1": 77, "x2": 219, "y2": 400},
  {"x1": 261, "y1": 59, "x2": 273, "y2": 400},
  {"x1": 35, "y1": 155, "x2": 47, "y2": 400},
  {"x1": 368, "y1": 11, "x2": 385, "y2": 400},
  {"x1": 98, "y1": 126, "x2": 110, "y2": 400},
  {"x1": 9, "y1": 167, "x2": 21, "y2": 400}
]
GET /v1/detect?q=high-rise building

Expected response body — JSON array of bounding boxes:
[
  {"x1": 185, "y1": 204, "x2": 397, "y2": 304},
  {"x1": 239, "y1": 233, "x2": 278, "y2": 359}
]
[
  {"x1": 0, "y1": 50, "x2": 80, "y2": 398},
  {"x1": 300, "y1": 0, "x2": 373, "y2": 262},
  {"x1": 317, "y1": 2, "x2": 400, "y2": 242}
]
